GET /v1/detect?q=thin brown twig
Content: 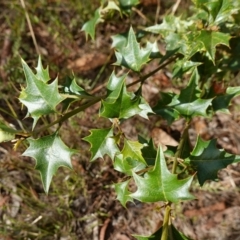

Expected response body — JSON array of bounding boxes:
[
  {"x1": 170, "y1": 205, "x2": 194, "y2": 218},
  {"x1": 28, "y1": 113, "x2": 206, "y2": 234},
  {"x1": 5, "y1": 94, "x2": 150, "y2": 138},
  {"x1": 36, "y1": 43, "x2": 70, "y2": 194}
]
[
  {"x1": 127, "y1": 55, "x2": 178, "y2": 88},
  {"x1": 99, "y1": 218, "x2": 111, "y2": 240},
  {"x1": 155, "y1": 0, "x2": 161, "y2": 24},
  {"x1": 19, "y1": 0, "x2": 40, "y2": 55},
  {"x1": 171, "y1": 0, "x2": 182, "y2": 15}
]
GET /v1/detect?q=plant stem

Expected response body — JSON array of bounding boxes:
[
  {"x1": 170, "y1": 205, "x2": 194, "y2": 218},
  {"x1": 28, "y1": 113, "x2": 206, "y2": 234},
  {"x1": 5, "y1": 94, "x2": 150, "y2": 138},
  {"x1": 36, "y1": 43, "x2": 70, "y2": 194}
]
[
  {"x1": 127, "y1": 55, "x2": 178, "y2": 88},
  {"x1": 161, "y1": 204, "x2": 171, "y2": 240},
  {"x1": 34, "y1": 97, "x2": 102, "y2": 135},
  {"x1": 172, "y1": 122, "x2": 190, "y2": 174}
]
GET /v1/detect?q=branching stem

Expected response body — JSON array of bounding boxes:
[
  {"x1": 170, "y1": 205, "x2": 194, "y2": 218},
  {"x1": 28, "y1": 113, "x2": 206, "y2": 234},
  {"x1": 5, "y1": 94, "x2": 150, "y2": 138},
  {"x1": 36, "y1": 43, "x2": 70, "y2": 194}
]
[
  {"x1": 161, "y1": 204, "x2": 171, "y2": 240},
  {"x1": 34, "y1": 96, "x2": 103, "y2": 136},
  {"x1": 172, "y1": 121, "x2": 190, "y2": 174},
  {"x1": 127, "y1": 55, "x2": 178, "y2": 88}
]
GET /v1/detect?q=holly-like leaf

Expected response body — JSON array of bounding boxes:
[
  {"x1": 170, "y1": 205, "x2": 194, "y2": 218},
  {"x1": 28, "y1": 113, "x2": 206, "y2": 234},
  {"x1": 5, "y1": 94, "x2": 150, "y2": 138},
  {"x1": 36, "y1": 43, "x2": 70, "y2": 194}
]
[
  {"x1": 154, "y1": 92, "x2": 180, "y2": 124},
  {"x1": 63, "y1": 77, "x2": 90, "y2": 97},
  {"x1": 22, "y1": 133, "x2": 76, "y2": 193},
  {"x1": 19, "y1": 59, "x2": 65, "y2": 129},
  {"x1": 122, "y1": 139, "x2": 146, "y2": 164},
  {"x1": 195, "y1": 30, "x2": 230, "y2": 63},
  {"x1": 35, "y1": 56, "x2": 50, "y2": 83},
  {"x1": 114, "y1": 180, "x2": 133, "y2": 207},
  {"x1": 81, "y1": 8, "x2": 102, "y2": 40},
  {"x1": 111, "y1": 32, "x2": 128, "y2": 50},
  {"x1": 212, "y1": 86, "x2": 240, "y2": 113},
  {"x1": 192, "y1": 0, "x2": 237, "y2": 25},
  {"x1": 0, "y1": 123, "x2": 19, "y2": 143},
  {"x1": 83, "y1": 128, "x2": 120, "y2": 161},
  {"x1": 133, "y1": 224, "x2": 192, "y2": 240},
  {"x1": 100, "y1": 75, "x2": 153, "y2": 120},
  {"x1": 114, "y1": 27, "x2": 152, "y2": 72},
  {"x1": 104, "y1": 71, "x2": 126, "y2": 103},
  {"x1": 114, "y1": 154, "x2": 146, "y2": 176},
  {"x1": 186, "y1": 137, "x2": 239, "y2": 186},
  {"x1": 61, "y1": 77, "x2": 92, "y2": 111},
  {"x1": 169, "y1": 69, "x2": 212, "y2": 119},
  {"x1": 139, "y1": 137, "x2": 157, "y2": 166},
  {"x1": 145, "y1": 15, "x2": 193, "y2": 38},
  {"x1": 130, "y1": 146, "x2": 194, "y2": 203},
  {"x1": 172, "y1": 60, "x2": 202, "y2": 79},
  {"x1": 102, "y1": 0, "x2": 121, "y2": 13}
]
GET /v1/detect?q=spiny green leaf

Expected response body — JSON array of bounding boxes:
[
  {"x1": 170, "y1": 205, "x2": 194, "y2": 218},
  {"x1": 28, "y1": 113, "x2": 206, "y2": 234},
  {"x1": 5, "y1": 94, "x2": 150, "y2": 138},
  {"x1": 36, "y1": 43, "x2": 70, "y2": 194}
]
[
  {"x1": 114, "y1": 180, "x2": 133, "y2": 207},
  {"x1": 111, "y1": 32, "x2": 128, "y2": 50},
  {"x1": 212, "y1": 86, "x2": 240, "y2": 113},
  {"x1": 133, "y1": 224, "x2": 192, "y2": 240},
  {"x1": 100, "y1": 76, "x2": 153, "y2": 120},
  {"x1": 130, "y1": 146, "x2": 194, "y2": 203},
  {"x1": 140, "y1": 137, "x2": 157, "y2": 166},
  {"x1": 105, "y1": 71, "x2": 126, "y2": 103},
  {"x1": 81, "y1": 8, "x2": 102, "y2": 40},
  {"x1": 145, "y1": 15, "x2": 193, "y2": 38},
  {"x1": 114, "y1": 27, "x2": 152, "y2": 72},
  {"x1": 172, "y1": 60, "x2": 202, "y2": 79},
  {"x1": 23, "y1": 133, "x2": 76, "y2": 193},
  {"x1": 169, "y1": 69, "x2": 212, "y2": 118},
  {"x1": 112, "y1": 34, "x2": 161, "y2": 59},
  {"x1": 195, "y1": 30, "x2": 230, "y2": 63},
  {"x1": 186, "y1": 136, "x2": 239, "y2": 186},
  {"x1": 114, "y1": 154, "x2": 146, "y2": 176},
  {"x1": 35, "y1": 56, "x2": 50, "y2": 83},
  {"x1": 19, "y1": 59, "x2": 65, "y2": 129},
  {"x1": 62, "y1": 77, "x2": 91, "y2": 111},
  {"x1": 0, "y1": 123, "x2": 19, "y2": 143},
  {"x1": 63, "y1": 77, "x2": 90, "y2": 97},
  {"x1": 122, "y1": 139, "x2": 146, "y2": 164},
  {"x1": 102, "y1": 0, "x2": 121, "y2": 13},
  {"x1": 192, "y1": 0, "x2": 237, "y2": 25},
  {"x1": 83, "y1": 128, "x2": 120, "y2": 161},
  {"x1": 154, "y1": 92, "x2": 180, "y2": 124}
]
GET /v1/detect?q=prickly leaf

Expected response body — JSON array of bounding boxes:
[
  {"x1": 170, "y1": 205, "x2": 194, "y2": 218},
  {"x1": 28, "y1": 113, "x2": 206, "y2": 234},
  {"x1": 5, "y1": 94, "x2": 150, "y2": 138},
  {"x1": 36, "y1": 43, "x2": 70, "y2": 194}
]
[
  {"x1": 212, "y1": 86, "x2": 240, "y2": 113},
  {"x1": 186, "y1": 137, "x2": 239, "y2": 185},
  {"x1": 195, "y1": 30, "x2": 230, "y2": 63},
  {"x1": 114, "y1": 27, "x2": 152, "y2": 72},
  {"x1": 35, "y1": 56, "x2": 50, "y2": 83},
  {"x1": 114, "y1": 154, "x2": 146, "y2": 176},
  {"x1": 0, "y1": 123, "x2": 19, "y2": 143},
  {"x1": 130, "y1": 147, "x2": 194, "y2": 203},
  {"x1": 169, "y1": 69, "x2": 212, "y2": 118},
  {"x1": 100, "y1": 78, "x2": 153, "y2": 120},
  {"x1": 83, "y1": 128, "x2": 120, "y2": 161},
  {"x1": 122, "y1": 139, "x2": 146, "y2": 164},
  {"x1": 133, "y1": 224, "x2": 192, "y2": 240},
  {"x1": 114, "y1": 180, "x2": 133, "y2": 207},
  {"x1": 81, "y1": 8, "x2": 102, "y2": 40},
  {"x1": 23, "y1": 133, "x2": 75, "y2": 193},
  {"x1": 19, "y1": 59, "x2": 65, "y2": 129}
]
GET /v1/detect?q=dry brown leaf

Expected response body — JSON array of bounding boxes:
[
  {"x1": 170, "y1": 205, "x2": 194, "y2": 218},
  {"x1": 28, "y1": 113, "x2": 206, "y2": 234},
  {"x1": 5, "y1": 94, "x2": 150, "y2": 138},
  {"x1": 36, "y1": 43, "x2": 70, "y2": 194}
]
[
  {"x1": 67, "y1": 53, "x2": 108, "y2": 72},
  {"x1": 151, "y1": 128, "x2": 178, "y2": 151}
]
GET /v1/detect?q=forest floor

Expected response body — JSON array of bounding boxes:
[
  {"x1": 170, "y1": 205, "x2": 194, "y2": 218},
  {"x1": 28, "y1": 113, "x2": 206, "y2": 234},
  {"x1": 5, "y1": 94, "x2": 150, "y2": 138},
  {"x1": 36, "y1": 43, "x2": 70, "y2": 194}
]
[{"x1": 1, "y1": 1, "x2": 240, "y2": 240}]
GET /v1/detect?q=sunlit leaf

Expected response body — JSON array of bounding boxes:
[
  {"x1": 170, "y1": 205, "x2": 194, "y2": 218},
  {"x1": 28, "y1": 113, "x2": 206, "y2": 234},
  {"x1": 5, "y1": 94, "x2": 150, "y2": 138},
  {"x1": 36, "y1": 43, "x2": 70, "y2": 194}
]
[
  {"x1": 19, "y1": 59, "x2": 65, "y2": 129},
  {"x1": 23, "y1": 133, "x2": 76, "y2": 193},
  {"x1": 114, "y1": 180, "x2": 134, "y2": 207},
  {"x1": 130, "y1": 146, "x2": 194, "y2": 203},
  {"x1": 83, "y1": 128, "x2": 120, "y2": 161},
  {"x1": 114, "y1": 27, "x2": 152, "y2": 72},
  {"x1": 81, "y1": 8, "x2": 102, "y2": 40}
]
